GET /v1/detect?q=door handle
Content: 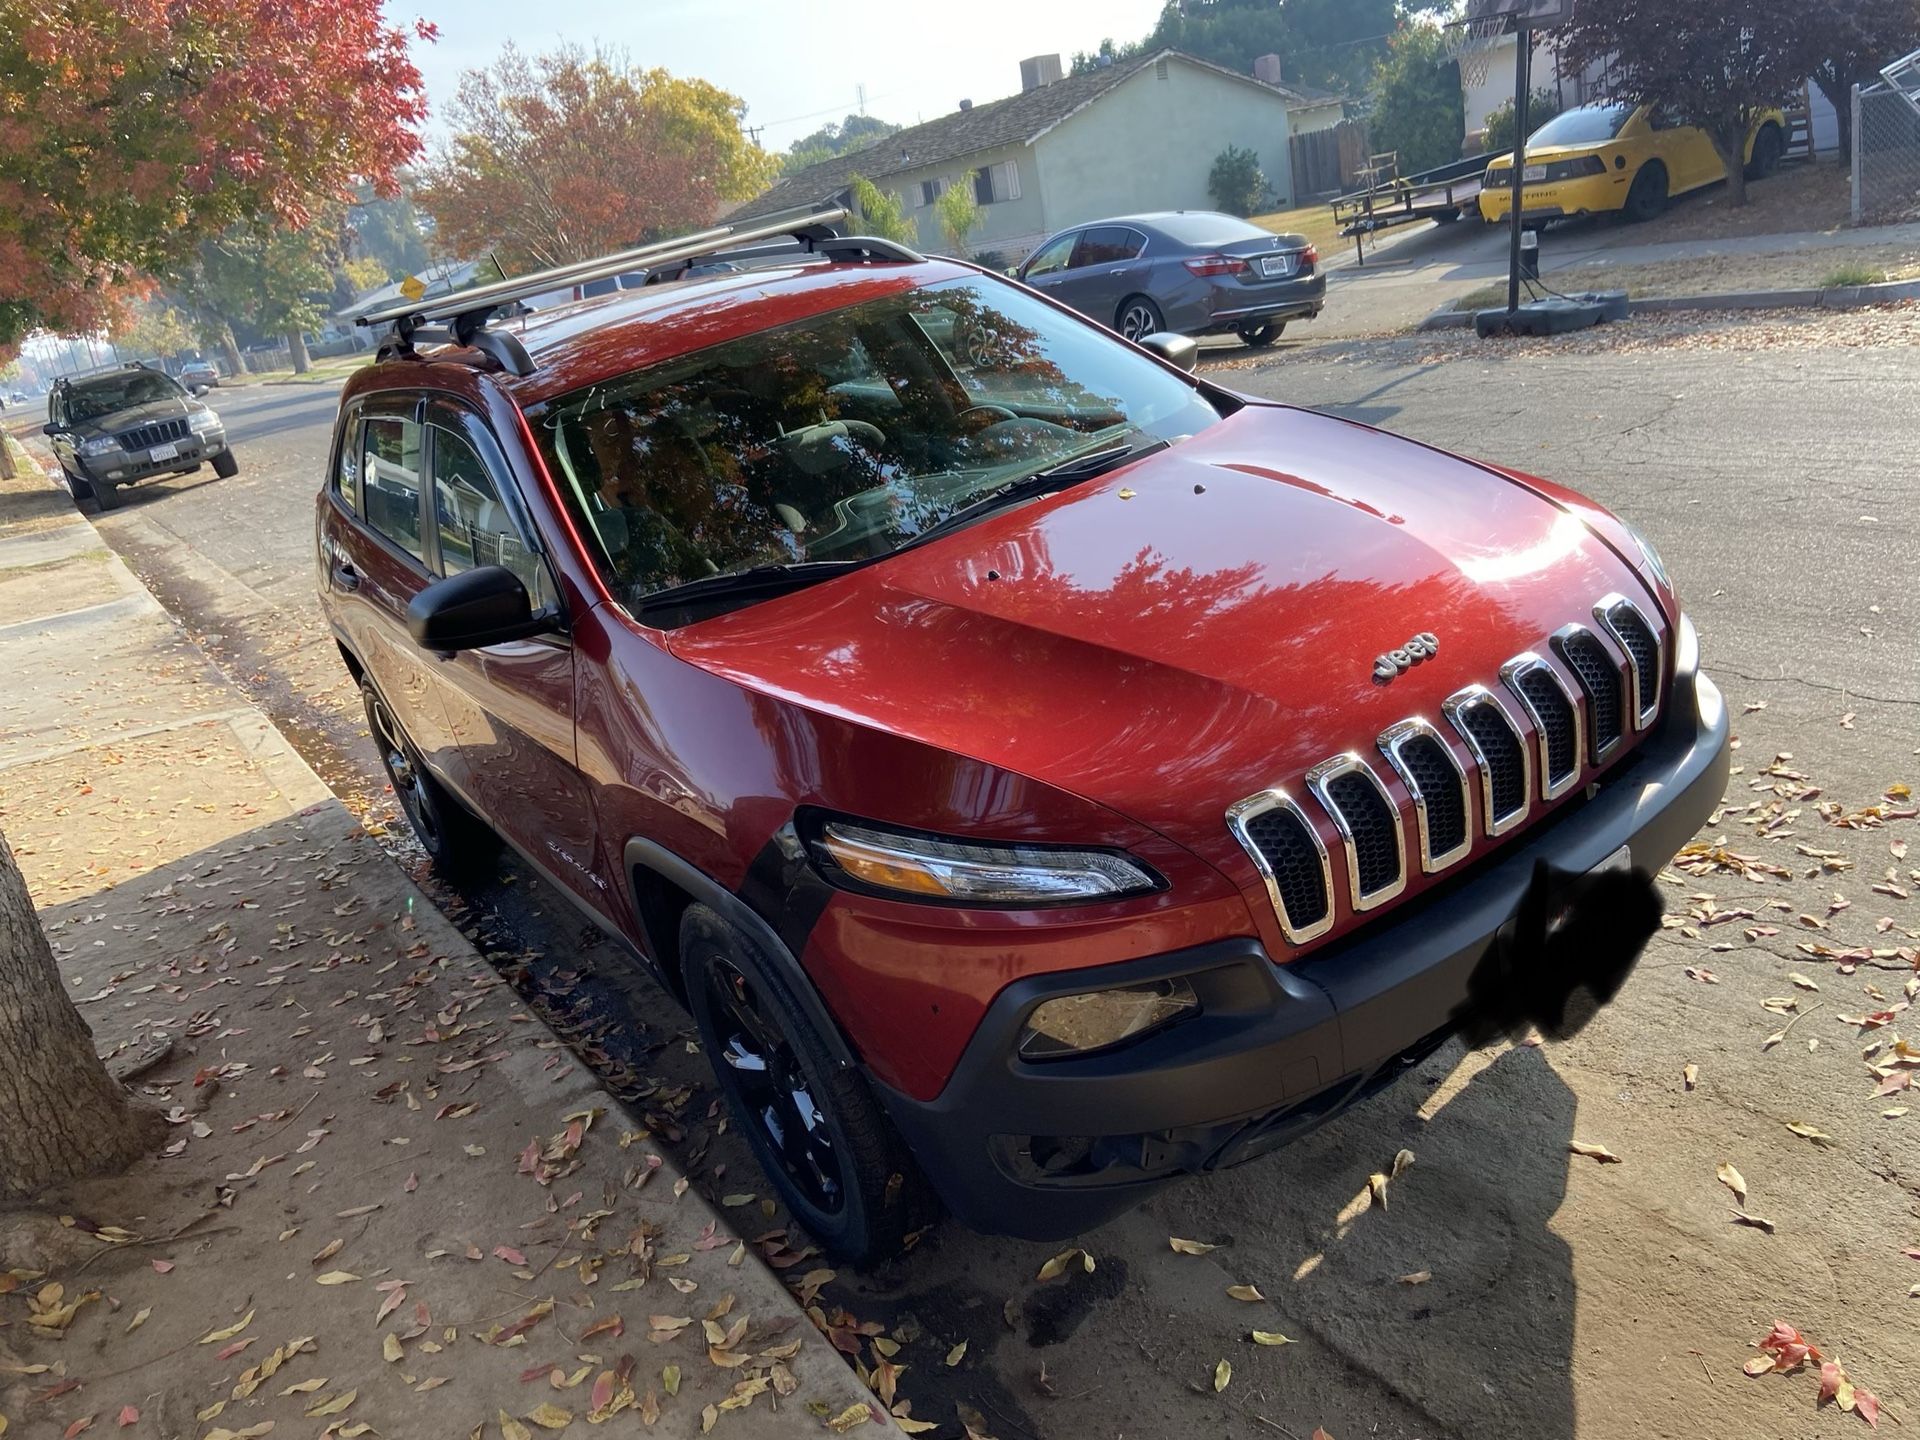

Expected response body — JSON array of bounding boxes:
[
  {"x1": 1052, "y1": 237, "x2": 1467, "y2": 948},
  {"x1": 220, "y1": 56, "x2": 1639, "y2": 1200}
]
[{"x1": 332, "y1": 561, "x2": 360, "y2": 592}]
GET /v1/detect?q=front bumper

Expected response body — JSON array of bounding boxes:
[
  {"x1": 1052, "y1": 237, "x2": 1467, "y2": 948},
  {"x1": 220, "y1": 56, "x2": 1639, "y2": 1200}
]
[
  {"x1": 80, "y1": 431, "x2": 227, "y2": 484},
  {"x1": 878, "y1": 632, "x2": 1729, "y2": 1239}
]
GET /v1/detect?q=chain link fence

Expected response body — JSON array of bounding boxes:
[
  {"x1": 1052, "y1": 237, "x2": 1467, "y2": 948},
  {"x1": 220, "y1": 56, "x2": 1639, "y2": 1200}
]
[{"x1": 1852, "y1": 81, "x2": 1920, "y2": 225}]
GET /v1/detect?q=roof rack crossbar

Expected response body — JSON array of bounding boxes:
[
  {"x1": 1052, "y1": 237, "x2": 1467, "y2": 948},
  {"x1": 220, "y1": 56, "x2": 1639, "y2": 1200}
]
[{"x1": 355, "y1": 208, "x2": 857, "y2": 331}]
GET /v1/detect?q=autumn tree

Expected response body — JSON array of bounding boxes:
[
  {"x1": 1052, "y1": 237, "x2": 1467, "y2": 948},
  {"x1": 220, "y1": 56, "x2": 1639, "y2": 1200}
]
[
  {"x1": 0, "y1": 0, "x2": 431, "y2": 363},
  {"x1": 1558, "y1": 0, "x2": 1816, "y2": 207},
  {"x1": 0, "y1": 833, "x2": 165, "y2": 1200},
  {"x1": 1806, "y1": 0, "x2": 1920, "y2": 155},
  {"x1": 418, "y1": 44, "x2": 778, "y2": 273}
]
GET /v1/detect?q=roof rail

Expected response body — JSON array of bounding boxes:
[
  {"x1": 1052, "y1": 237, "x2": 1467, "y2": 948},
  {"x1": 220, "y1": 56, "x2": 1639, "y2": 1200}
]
[{"x1": 355, "y1": 208, "x2": 923, "y2": 377}]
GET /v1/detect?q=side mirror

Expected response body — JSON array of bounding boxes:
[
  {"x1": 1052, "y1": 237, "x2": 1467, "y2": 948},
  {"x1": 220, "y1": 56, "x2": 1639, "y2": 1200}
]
[
  {"x1": 407, "y1": 565, "x2": 554, "y2": 652},
  {"x1": 42, "y1": 422, "x2": 60, "y2": 436},
  {"x1": 1006, "y1": 266, "x2": 1022, "y2": 279},
  {"x1": 1136, "y1": 331, "x2": 1200, "y2": 373}
]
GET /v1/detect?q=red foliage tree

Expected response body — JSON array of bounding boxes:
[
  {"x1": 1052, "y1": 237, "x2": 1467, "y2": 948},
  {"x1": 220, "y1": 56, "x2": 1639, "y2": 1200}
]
[
  {"x1": 1807, "y1": 0, "x2": 1920, "y2": 154},
  {"x1": 1556, "y1": 0, "x2": 1817, "y2": 207},
  {"x1": 0, "y1": 0, "x2": 433, "y2": 358}
]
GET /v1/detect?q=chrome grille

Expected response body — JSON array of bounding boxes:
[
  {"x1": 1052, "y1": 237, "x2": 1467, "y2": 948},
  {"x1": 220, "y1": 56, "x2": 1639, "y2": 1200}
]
[
  {"x1": 1595, "y1": 595, "x2": 1664, "y2": 728},
  {"x1": 1306, "y1": 756, "x2": 1406, "y2": 909},
  {"x1": 1227, "y1": 596, "x2": 1669, "y2": 945},
  {"x1": 1552, "y1": 624, "x2": 1626, "y2": 762},
  {"x1": 118, "y1": 417, "x2": 189, "y2": 451},
  {"x1": 1379, "y1": 719, "x2": 1470, "y2": 871}
]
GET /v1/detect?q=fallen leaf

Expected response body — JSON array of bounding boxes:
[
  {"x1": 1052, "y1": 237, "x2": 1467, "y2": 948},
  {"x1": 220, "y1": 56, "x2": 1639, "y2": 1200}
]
[
  {"x1": 825, "y1": 1403, "x2": 872, "y2": 1433},
  {"x1": 1786, "y1": 1122, "x2": 1837, "y2": 1146},
  {"x1": 1789, "y1": 973, "x2": 1820, "y2": 991},
  {"x1": 1683, "y1": 1063, "x2": 1699, "y2": 1090},
  {"x1": 494, "y1": 1246, "x2": 528, "y2": 1266},
  {"x1": 1367, "y1": 1172, "x2": 1389, "y2": 1209},
  {"x1": 1251, "y1": 1331, "x2": 1293, "y2": 1346},
  {"x1": 1569, "y1": 1140, "x2": 1621, "y2": 1164},
  {"x1": 150, "y1": 1259, "x2": 174, "y2": 1274},
  {"x1": 310, "y1": 1239, "x2": 343, "y2": 1266},
  {"x1": 1744, "y1": 1355, "x2": 1777, "y2": 1376},
  {"x1": 125, "y1": 1306, "x2": 151, "y2": 1333},
  {"x1": 199, "y1": 1309, "x2": 255, "y2": 1344},
  {"x1": 63, "y1": 1419, "x2": 93, "y2": 1440},
  {"x1": 1730, "y1": 1209, "x2": 1777, "y2": 1233},
  {"x1": 499, "y1": 1413, "x2": 533, "y2": 1440},
  {"x1": 946, "y1": 1341, "x2": 967, "y2": 1366},
  {"x1": 383, "y1": 1334, "x2": 404, "y2": 1363},
  {"x1": 525, "y1": 1403, "x2": 572, "y2": 1430},
  {"x1": 1226, "y1": 1284, "x2": 1264, "y2": 1302},
  {"x1": 1391, "y1": 1148, "x2": 1415, "y2": 1178},
  {"x1": 1397, "y1": 1270, "x2": 1431, "y2": 1286},
  {"x1": 314, "y1": 1271, "x2": 360, "y2": 1285},
  {"x1": 1213, "y1": 1359, "x2": 1231, "y2": 1392},
  {"x1": 1717, "y1": 1163, "x2": 1748, "y2": 1204},
  {"x1": 1035, "y1": 1248, "x2": 1093, "y2": 1281},
  {"x1": 303, "y1": 1390, "x2": 356, "y2": 1418},
  {"x1": 115, "y1": 1409, "x2": 137, "y2": 1430},
  {"x1": 1168, "y1": 1238, "x2": 1219, "y2": 1255}
]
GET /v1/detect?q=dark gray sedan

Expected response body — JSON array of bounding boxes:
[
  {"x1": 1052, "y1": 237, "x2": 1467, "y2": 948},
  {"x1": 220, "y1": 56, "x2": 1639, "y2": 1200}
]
[{"x1": 1013, "y1": 211, "x2": 1325, "y2": 348}]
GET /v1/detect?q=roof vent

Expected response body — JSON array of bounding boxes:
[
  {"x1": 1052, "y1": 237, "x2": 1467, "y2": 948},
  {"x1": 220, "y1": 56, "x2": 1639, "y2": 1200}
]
[
  {"x1": 1019, "y1": 54, "x2": 1063, "y2": 91},
  {"x1": 1253, "y1": 53, "x2": 1283, "y2": 85},
  {"x1": 958, "y1": 98, "x2": 973, "y2": 110}
]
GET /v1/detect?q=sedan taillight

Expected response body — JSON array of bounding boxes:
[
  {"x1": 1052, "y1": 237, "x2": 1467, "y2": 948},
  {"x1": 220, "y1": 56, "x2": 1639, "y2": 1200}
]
[
  {"x1": 1300, "y1": 243, "x2": 1320, "y2": 267},
  {"x1": 1183, "y1": 254, "x2": 1249, "y2": 278}
]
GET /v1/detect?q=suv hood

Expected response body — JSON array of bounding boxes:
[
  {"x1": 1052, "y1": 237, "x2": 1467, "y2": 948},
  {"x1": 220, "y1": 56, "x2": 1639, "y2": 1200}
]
[
  {"x1": 71, "y1": 395, "x2": 191, "y2": 437},
  {"x1": 667, "y1": 403, "x2": 1655, "y2": 868}
]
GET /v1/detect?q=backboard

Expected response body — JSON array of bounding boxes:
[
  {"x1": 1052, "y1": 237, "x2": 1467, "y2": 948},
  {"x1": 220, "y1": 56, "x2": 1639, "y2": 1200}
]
[{"x1": 1461, "y1": 0, "x2": 1574, "y2": 31}]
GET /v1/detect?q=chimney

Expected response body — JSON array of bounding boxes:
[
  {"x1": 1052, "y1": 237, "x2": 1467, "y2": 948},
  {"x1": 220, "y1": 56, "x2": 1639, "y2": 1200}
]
[
  {"x1": 1253, "y1": 53, "x2": 1283, "y2": 86},
  {"x1": 1019, "y1": 54, "x2": 1064, "y2": 92},
  {"x1": 958, "y1": 98, "x2": 973, "y2": 110}
]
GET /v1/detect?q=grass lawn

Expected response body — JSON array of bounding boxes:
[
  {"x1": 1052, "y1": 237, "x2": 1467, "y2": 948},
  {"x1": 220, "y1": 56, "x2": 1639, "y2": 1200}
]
[
  {"x1": 242, "y1": 352, "x2": 374, "y2": 386},
  {"x1": 1453, "y1": 240, "x2": 1920, "y2": 310},
  {"x1": 1250, "y1": 201, "x2": 1345, "y2": 259}
]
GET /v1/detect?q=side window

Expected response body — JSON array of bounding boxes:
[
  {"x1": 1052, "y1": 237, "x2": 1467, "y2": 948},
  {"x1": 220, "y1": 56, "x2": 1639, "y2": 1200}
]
[
  {"x1": 335, "y1": 413, "x2": 363, "y2": 514},
  {"x1": 362, "y1": 415, "x2": 425, "y2": 562},
  {"x1": 429, "y1": 424, "x2": 551, "y2": 607},
  {"x1": 1075, "y1": 227, "x2": 1144, "y2": 266},
  {"x1": 1023, "y1": 232, "x2": 1078, "y2": 278}
]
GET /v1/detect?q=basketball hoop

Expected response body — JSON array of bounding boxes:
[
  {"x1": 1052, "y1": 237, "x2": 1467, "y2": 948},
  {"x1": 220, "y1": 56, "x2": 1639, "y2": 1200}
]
[{"x1": 1444, "y1": 12, "x2": 1508, "y2": 89}]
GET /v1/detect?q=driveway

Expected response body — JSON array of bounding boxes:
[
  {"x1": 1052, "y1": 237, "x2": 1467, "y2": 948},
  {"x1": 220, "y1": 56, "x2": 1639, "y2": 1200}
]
[{"x1": 68, "y1": 319, "x2": 1920, "y2": 1439}]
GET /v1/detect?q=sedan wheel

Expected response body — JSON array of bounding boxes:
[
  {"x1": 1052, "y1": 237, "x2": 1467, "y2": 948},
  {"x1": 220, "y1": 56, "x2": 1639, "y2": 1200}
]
[
  {"x1": 1237, "y1": 321, "x2": 1285, "y2": 348},
  {"x1": 1116, "y1": 296, "x2": 1165, "y2": 342}
]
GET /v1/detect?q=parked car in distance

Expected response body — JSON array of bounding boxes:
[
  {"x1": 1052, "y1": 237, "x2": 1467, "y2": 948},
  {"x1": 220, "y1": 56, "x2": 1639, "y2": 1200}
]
[
  {"x1": 1481, "y1": 101, "x2": 1787, "y2": 225},
  {"x1": 44, "y1": 362, "x2": 237, "y2": 509},
  {"x1": 523, "y1": 271, "x2": 649, "y2": 310},
  {"x1": 319, "y1": 218, "x2": 1727, "y2": 1262},
  {"x1": 178, "y1": 359, "x2": 220, "y2": 391},
  {"x1": 1013, "y1": 210, "x2": 1324, "y2": 348}
]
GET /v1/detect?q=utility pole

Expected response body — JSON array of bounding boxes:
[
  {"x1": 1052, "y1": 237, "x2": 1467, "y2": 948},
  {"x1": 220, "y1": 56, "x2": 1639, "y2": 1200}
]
[{"x1": 1505, "y1": 29, "x2": 1531, "y2": 317}]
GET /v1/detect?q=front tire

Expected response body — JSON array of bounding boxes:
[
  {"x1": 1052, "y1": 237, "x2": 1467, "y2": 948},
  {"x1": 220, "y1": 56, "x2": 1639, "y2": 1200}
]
[
  {"x1": 681, "y1": 904, "x2": 936, "y2": 1263},
  {"x1": 1623, "y1": 163, "x2": 1669, "y2": 223},
  {"x1": 92, "y1": 479, "x2": 121, "y2": 511},
  {"x1": 360, "y1": 678, "x2": 499, "y2": 881},
  {"x1": 1236, "y1": 321, "x2": 1285, "y2": 348},
  {"x1": 1745, "y1": 123, "x2": 1784, "y2": 181},
  {"x1": 1115, "y1": 295, "x2": 1165, "y2": 342},
  {"x1": 212, "y1": 451, "x2": 239, "y2": 479}
]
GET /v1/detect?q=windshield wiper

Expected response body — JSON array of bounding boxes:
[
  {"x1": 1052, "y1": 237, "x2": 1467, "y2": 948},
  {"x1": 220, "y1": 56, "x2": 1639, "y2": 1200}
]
[
  {"x1": 897, "y1": 439, "x2": 1168, "y2": 553},
  {"x1": 634, "y1": 560, "x2": 858, "y2": 613}
]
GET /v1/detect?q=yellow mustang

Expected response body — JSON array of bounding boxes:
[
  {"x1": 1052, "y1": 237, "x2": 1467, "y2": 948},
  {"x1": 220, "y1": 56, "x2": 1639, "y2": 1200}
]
[{"x1": 1481, "y1": 101, "x2": 1787, "y2": 224}]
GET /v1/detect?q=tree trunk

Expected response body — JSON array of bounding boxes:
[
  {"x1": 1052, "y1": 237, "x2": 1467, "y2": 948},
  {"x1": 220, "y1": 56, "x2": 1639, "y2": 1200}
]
[
  {"x1": 1814, "y1": 73, "x2": 1851, "y2": 159},
  {"x1": 1716, "y1": 123, "x2": 1749, "y2": 207},
  {"x1": 286, "y1": 329, "x2": 311, "y2": 376},
  {"x1": 0, "y1": 830, "x2": 164, "y2": 1202},
  {"x1": 216, "y1": 322, "x2": 244, "y2": 379}
]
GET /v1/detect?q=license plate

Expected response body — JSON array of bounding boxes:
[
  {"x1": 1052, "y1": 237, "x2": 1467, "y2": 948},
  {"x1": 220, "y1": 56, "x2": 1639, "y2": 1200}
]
[
  {"x1": 1258, "y1": 254, "x2": 1296, "y2": 278},
  {"x1": 1522, "y1": 164, "x2": 1547, "y2": 183},
  {"x1": 149, "y1": 442, "x2": 178, "y2": 461},
  {"x1": 1589, "y1": 844, "x2": 1631, "y2": 875}
]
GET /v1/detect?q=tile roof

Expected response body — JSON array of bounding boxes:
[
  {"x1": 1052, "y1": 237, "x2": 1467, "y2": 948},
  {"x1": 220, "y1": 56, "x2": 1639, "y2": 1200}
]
[{"x1": 735, "y1": 50, "x2": 1327, "y2": 222}]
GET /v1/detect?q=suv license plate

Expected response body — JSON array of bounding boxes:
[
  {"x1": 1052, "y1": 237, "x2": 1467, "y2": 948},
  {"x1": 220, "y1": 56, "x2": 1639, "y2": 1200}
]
[
  {"x1": 1258, "y1": 255, "x2": 1295, "y2": 278},
  {"x1": 1589, "y1": 844, "x2": 1631, "y2": 875},
  {"x1": 149, "y1": 442, "x2": 179, "y2": 461},
  {"x1": 1522, "y1": 164, "x2": 1547, "y2": 183}
]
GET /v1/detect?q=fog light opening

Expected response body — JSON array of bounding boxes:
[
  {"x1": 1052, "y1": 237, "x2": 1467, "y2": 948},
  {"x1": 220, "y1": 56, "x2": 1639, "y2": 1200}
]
[{"x1": 1017, "y1": 978, "x2": 1200, "y2": 1061}]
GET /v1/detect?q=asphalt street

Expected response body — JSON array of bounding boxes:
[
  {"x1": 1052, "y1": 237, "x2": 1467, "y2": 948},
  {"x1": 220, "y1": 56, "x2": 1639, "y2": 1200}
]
[{"x1": 75, "y1": 316, "x2": 1920, "y2": 1439}]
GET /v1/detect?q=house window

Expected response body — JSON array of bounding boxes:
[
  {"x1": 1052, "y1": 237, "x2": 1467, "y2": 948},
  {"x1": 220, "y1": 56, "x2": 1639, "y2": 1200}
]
[
  {"x1": 919, "y1": 178, "x2": 948, "y2": 207},
  {"x1": 973, "y1": 159, "x2": 1022, "y2": 206}
]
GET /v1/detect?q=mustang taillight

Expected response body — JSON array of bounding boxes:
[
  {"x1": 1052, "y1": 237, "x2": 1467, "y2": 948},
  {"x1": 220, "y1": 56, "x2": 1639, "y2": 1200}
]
[{"x1": 1183, "y1": 254, "x2": 1250, "y2": 278}]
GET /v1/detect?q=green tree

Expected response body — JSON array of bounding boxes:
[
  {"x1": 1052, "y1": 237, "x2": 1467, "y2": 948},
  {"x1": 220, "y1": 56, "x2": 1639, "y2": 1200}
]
[
  {"x1": 110, "y1": 300, "x2": 197, "y2": 363},
  {"x1": 349, "y1": 182, "x2": 435, "y2": 281},
  {"x1": 849, "y1": 175, "x2": 919, "y2": 245},
  {"x1": 1805, "y1": 0, "x2": 1920, "y2": 155},
  {"x1": 1136, "y1": 0, "x2": 1402, "y2": 95},
  {"x1": 782, "y1": 113, "x2": 902, "y2": 175},
  {"x1": 934, "y1": 184, "x2": 981, "y2": 254},
  {"x1": 1208, "y1": 144, "x2": 1268, "y2": 215},
  {"x1": 1368, "y1": 23, "x2": 1467, "y2": 176},
  {"x1": 1483, "y1": 88, "x2": 1566, "y2": 154},
  {"x1": 1558, "y1": 0, "x2": 1817, "y2": 206}
]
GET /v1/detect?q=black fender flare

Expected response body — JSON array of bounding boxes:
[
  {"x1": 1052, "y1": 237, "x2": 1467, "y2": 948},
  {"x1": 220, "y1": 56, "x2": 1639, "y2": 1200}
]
[{"x1": 622, "y1": 836, "x2": 859, "y2": 1072}]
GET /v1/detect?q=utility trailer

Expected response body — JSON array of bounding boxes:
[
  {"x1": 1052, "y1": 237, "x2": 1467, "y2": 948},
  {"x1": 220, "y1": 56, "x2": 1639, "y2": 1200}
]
[{"x1": 1331, "y1": 152, "x2": 1504, "y2": 264}]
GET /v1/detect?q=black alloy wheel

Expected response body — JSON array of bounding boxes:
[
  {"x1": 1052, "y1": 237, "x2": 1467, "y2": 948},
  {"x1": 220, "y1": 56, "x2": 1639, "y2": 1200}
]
[{"x1": 359, "y1": 679, "x2": 498, "y2": 879}]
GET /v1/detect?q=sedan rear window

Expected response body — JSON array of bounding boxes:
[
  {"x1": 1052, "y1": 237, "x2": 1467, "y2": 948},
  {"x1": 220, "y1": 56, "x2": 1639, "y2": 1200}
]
[
  {"x1": 529, "y1": 274, "x2": 1223, "y2": 620},
  {"x1": 1527, "y1": 103, "x2": 1635, "y2": 147},
  {"x1": 1147, "y1": 213, "x2": 1271, "y2": 247}
]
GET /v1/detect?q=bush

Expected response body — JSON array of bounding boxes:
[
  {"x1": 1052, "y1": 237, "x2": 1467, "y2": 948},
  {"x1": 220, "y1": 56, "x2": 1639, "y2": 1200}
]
[
  {"x1": 1368, "y1": 26, "x2": 1467, "y2": 177},
  {"x1": 1483, "y1": 88, "x2": 1566, "y2": 154},
  {"x1": 1208, "y1": 145, "x2": 1267, "y2": 217},
  {"x1": 849, "y1": 174, "x2": 918, "y2": 245}
]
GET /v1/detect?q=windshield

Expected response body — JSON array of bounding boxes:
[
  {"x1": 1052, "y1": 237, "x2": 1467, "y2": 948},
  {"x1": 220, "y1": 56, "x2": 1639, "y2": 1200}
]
[
  {"x1": 1527, "y1": 103, "x2": 1635, "y2": 148},
  {"x1": 529, "y1": 274, "x2": 1223, "y2": 616},
  {"x1": 64, "y1": 370, "x2": 183, "y2": 423}
]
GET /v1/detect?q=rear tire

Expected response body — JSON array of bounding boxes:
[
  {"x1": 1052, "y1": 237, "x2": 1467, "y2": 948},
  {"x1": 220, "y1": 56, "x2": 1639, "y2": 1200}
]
[
  {"x1": 212, "y1": 451, "x2": 239, "y2": 479},
  {"x1": 360, "y1": 678, "x2": 500, "y2": 881},
  {"x1": 1745, "y1": 123, "x2": 1784, "y2": 181},
  {"x1": 1115, "y1": 295, "x2": 1165, "y2": 342},
  {"x1": 1623, "y1": 163, "x2": 1668, "y2": 223},
  {"x1": 1236, "y1": 321, "x2": 1285, "y2": 348},
  {"x1": 681, "y1": 903, "x2": 937, "y2": 1263}
]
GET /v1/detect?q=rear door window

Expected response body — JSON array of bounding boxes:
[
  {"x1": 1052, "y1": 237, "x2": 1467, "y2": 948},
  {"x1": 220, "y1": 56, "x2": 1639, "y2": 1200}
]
[
  {"x1": 363, "y1": 415, "x2": 426, "y2": 562},
  {"x1": 334, "y1": 413, "x2": 363, "y2": 514},
  {"x1": 1074, "y1": 227, "x2": 1146, "y2": 266}
]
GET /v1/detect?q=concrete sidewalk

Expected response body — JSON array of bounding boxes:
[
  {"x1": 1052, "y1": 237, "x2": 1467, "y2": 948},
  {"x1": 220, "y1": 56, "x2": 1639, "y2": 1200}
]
[{"x1": 0, "y1": 455, "x2": 896, "y2": 1434}]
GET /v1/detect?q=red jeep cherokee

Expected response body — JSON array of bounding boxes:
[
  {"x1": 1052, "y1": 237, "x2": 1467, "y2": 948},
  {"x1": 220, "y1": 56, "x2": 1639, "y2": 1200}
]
[{"x1": 317, "y1": 215, "x2": 1729, "y2": 1261}]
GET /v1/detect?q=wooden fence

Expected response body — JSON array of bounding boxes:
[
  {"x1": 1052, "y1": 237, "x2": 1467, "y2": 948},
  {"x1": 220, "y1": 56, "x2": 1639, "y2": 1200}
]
[{"x1": 1289, "y1": 120, "x2": 1372, "y2": 201}]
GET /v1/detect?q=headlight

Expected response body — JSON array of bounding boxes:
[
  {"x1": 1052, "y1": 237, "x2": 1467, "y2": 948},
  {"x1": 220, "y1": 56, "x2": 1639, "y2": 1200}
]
[
  {"x1": 78, "y1": 435, "x2": 119, "y2": 457},
  {"x1": 810, "y1": 820, "x2": 1162, "y2": 905},
  {"x1": 1620, "y1": 518, "x2": 1672, "y2": 596},
  {"x1": 1018, "y1": 979, "x2": 1199, "y2": 1060},
  {"x1": 187, "y1": 408, "x2": 220, "y2": 432}
]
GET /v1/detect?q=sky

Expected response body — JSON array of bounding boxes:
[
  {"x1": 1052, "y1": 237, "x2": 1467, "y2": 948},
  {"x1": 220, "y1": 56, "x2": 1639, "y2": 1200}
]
[{"x1": 403, "y1": 0, "x2": 1170, "y2": 154}]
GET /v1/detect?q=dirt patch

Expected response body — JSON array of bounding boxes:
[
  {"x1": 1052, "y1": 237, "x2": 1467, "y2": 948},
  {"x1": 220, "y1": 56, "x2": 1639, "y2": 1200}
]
[
  {"x1": 1455, "y1": 241, "x2": 1920, "y2": 309},
  {"x1": 1620, "y1": 156, "x2": 1856, "y2": 245}
]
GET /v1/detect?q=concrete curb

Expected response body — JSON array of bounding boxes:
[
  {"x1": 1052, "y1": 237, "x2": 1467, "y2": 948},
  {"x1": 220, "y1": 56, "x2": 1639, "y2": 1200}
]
[{"x1": 1417, "y1": 275, "x2": 1920, "y2": 331}]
